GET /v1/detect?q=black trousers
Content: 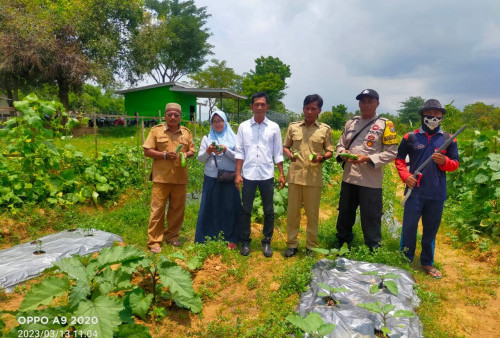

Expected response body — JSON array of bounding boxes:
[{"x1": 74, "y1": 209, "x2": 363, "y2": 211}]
[
  {"x1": 240, "y1": 178, "x2": 275, "y2": 244},
  {"x1": 335, "y1": 181, "x2": 383, "y2": 248}
]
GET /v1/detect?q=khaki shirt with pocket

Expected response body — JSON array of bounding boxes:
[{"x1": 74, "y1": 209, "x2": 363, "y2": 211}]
[
  {"x1": 336, "y1": 116, "x2": 397, "y2": 188},
  {"x1": 284, "y1": 121, "x2": 335, "y2": 187},
  {"x1": 143, "y1": 124, "x2": 195, "y2": 184}
]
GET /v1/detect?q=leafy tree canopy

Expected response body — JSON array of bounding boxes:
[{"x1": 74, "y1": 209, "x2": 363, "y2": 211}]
[
  {"x1": 0, "y1": 0, "x2": 143, "y2": 109},
  {"x1": 189, "y1": 59, "x2": 242, "y2": 116},
  {"x1": 126, "y1": 0, "x2": 213, "y2": 84},
  {"x1": 241, "y1": 56, "x2": 291, "y2": 111},
  {"x1": 397, "y1": 96, "x2": 425, "y2": 126},
  {"x1": 318, "y1": 104, "x2": 348, "y2": 130}
]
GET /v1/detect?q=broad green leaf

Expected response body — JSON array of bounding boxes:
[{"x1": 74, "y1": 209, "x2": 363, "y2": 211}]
[
  {"x1": 317, "y1": 323, "x2": 336, "y2": 336},
  {"x1": 474, "y1": 173, "x2": 489, "y2": 184},
  {"x1": 115, "y1": 323, "x2": 152, "y2": 338},
  {"x1": 96, "y1": 245, "x2": 146, "y2": 269},
  {"x1": 393, "y1": 309, "x2": 415, "y2": 318},
  {"x1": 317, "y1": 282, "x2": 331, "y2": 291},
  {"x1": 126, "y1": 288, "x2": 154, "y2": 319},
  {"x1": 303, "y1": 312, "x2": 326, "y2": 331},
  {"x1": 55, "y1": 256, "x2": 88, "y2": 281},
  {"x1": 168, "y1": 251, "x2": 186, "y2": 261},
  {"x1": 159, "y1": 266, "x2": 195, "y2": 298},
  {"x1": 382, "y1": 303, "x2": 396, "y2": 314},
  {"x1": 384, "y1": 280, "x2": 399, "y2": 296},
  {"x1": 491, "y1": 171, "x2": 500, "y2": 181},
  {"x1": 382, "y1": 326, "x2": 392, "y2": 335},
  {"x1": 96, "y1": 268, "x2": 133, "y2": 295},
  {"x1": 96, "y1": 183, "x2": 111, "y2": 192},
  {"x1": 369, "y1": 284, "x2": 379, "y2": 294},
  {"x1": 75, "y1": 296, "x2": 123, "y2": 338},
  {"x1": 186, "y1": 256, "x2": 203, "y2": 270},
  {"x1": 68, "y1": 280, "x2": 91, "y2": 310},
  {"x1": 286, "y1": 314, "x2": 313, "y2": 333},
  {"x1": 20, "y1": 276, "x2": 70, "y2": 311},
  {"x1": 318, "y1": 291, "x2": 329, "y2": 297},
  {"x1": 311, "y1": 247, "x2": 329, "y2": 254},
  {"x1": 172, "y1": 292, "x2": 202, "y2": 313},
  {"x1": 339, "y1": 243, "x2": 350, "y2": 255},
  {"x1": 383, "y1": 273, "x2": 399, "y2": 280},
  {"x1": 358, "y1": 302, "x2": 382, "y2": 314}
]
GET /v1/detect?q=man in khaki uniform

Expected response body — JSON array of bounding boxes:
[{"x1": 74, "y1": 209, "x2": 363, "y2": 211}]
[
  {"x1": 283, "y1": 94, "x2": 334, "y2": 257},
  {"x1": 335, "y1": 89, "x2": 397, "y2": 250},
  {"x1": 143, "y1": 102, "x2": 195, "y2": 253}
]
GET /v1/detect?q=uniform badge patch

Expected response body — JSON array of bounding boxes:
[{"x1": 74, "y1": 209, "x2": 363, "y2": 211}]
[
  {"x1": 366, "y1": 141, "x2": 373, "y2": 147},
  {"x1": 372, "y1": 125, "x2": 380, "y2": 130},
  {"x1": 382, "y1": 121, "x2": 398, "y2": 145},
  {"x1": 367, "y1": 135, "x2": 375, "y2": 140}
]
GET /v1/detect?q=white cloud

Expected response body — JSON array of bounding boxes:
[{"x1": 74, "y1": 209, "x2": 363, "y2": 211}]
[{"x1": 194, "y1": 0, "x2": 500, "y2": 114}]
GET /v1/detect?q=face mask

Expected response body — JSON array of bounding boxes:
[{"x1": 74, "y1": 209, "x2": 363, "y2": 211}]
[{"x1": 422, "y1": 115, "x2": 442, "y2": 133}]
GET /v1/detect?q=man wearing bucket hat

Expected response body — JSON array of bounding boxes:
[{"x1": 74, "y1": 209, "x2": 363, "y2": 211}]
[
  {"x1": 335, "y1": 89, "x2": 398, "y2": 251},
  {"x1": 395, "y1": 99, "x2": 460, "y2": 278},
  {"x1": 143, "y1": 102, "x2": 195, "y2": 253}
]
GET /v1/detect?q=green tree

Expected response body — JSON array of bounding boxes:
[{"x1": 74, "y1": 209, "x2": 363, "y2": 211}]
[
  {"x1": 397, "y1": 96, "x2": 425, "y2": 126},
  {"x1": 189, "y1": 59, "x2": 242, "y2": 115},
  {"x1": 68, "y1": 84, "x2": 125, "y2": 114},
  {"x1": 0, "y1": 0, "x2": 143, "y2": 110},
  {"x1": 126, "y1": 0, "x2": 213, "y2": 84},
  {"x1": 318, "y1": 104, "x2": 348, "y2": 130},
  {"x1": 241, "y1": 56, "x2": 291, "y2": 110},
  {"x1": 463, "y1": 102, "x2": 500, "y2": 130}
]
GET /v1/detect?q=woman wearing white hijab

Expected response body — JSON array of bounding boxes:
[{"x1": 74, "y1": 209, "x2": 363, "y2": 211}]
[{"x1": 195, "y1": 110, "x2": 241, "y2": 248}]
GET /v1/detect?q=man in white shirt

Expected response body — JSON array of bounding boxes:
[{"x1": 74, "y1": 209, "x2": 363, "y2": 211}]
[{"x1": 235, "y1": 92, "x2": 286, "y2": 257}]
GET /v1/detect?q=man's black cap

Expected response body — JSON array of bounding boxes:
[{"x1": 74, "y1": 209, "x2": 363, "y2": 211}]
[{"x1": 356, "y1": 89, "x2": 379, "y2": 100}]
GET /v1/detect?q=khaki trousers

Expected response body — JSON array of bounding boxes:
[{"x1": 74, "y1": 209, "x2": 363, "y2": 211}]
[
  {"x1": 148, "y1": 182, "x2": 187, "y2": 248},
  {"x1": 286, "y1": 183, "x2": 322, "y2": 250}
]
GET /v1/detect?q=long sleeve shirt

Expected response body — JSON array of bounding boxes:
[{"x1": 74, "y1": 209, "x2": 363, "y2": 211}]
[
  {"x1": 197, "y1": 135, "x2": 237, "y2": 178},
  {"x1": 234, "y1": 116, "x2": 284, "y2": 180}
]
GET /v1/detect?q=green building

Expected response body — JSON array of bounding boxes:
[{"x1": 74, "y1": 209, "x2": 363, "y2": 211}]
[{"x1": 116, "y1": 82, "x2": 246, "y2": 122}]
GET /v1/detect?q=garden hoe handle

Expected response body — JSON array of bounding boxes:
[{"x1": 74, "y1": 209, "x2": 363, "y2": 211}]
[{"x1": 401, "y1": 124, "x2": 467, "y2": 207}]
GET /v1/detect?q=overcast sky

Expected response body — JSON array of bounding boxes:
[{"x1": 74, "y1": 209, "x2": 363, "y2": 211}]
[{"x1": 193, "y1": 0, "x2": 500, "y2": 115}]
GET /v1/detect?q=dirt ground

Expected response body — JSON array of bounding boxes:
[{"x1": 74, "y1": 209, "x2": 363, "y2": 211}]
[{"x1": 0, "y1": 204, "x2": 498, "y2": 337}]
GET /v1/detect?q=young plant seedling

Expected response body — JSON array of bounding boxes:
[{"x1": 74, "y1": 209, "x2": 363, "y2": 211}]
[
  {"x1": 309, "y1": 152, "x2": 318, "y2": 161},
  {"x1": 83, "y1": 228, "x2": 95, "y2": 237},
  {"x1": 357, "y1": 301, "x2": 415, "y2": 337},
  {"x1": 311, "y1": 242, "x2": 350, "y2": 261},
  {"x1": 286, "y1": 312, "x2": 336, "y2": 337},
  {"x1": 362, "y1": 271, "x2": 400, "y2": 296},
  {"x1": 317, "y1": 283, "x2": 350, "y2": 307},
  {"x1": 339, "y1": 152, "x2": 359, "y2": 160},
  {"x1": 31, "y1": 240, "x2": 45, "y2": 255}
]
